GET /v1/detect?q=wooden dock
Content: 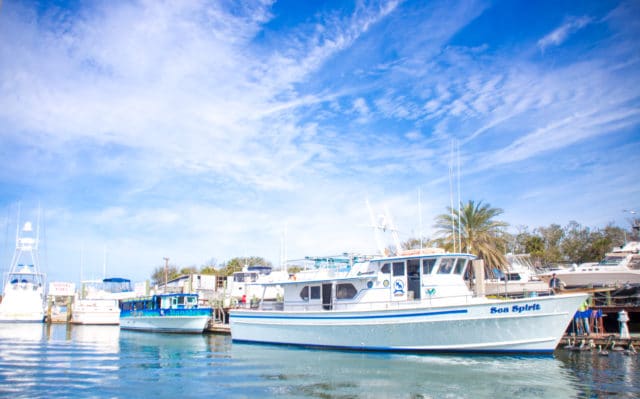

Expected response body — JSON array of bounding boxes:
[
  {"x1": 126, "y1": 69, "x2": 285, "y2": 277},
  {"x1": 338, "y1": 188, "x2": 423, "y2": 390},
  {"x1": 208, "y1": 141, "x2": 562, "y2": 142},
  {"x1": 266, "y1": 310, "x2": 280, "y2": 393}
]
[{"x1": 206, "y1": 322, "x2": 230, "y2": 334}]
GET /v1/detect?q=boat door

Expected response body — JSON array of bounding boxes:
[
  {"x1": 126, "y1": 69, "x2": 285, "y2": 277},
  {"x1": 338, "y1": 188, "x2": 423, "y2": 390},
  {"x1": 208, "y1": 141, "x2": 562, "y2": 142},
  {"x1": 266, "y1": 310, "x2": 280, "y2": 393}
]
[
  {"x1": 322, "y1": 283, "x2": 332, "y2": 310},
  {"x1": 391, "y1": 260, "x2": 407, "y2": 301},
  {"x1": 407, "y1": 258, "x2": 420, "y2": 300}
]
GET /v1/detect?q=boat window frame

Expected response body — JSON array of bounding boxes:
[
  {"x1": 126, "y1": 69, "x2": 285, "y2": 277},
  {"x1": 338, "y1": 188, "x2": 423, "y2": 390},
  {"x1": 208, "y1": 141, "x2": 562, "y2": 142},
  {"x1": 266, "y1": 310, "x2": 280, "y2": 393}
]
[
  {"x1": 392, "y1": 261, "x2": 405, "y2": 277},
  {"x1": 437, "y1": 258, "x2": 456, "y2": 274},
  {"x1": 335, "y1": 283, "x2": 358, "y2": 300},
  {"x1": 381, "y1": 262, "x2": 391, "y2": 274},
  {"x1": 422, "y1": 258, "x2": 437, "y2": 275},
  {"x1": 299, "y1": 286, "x2": 309, "y2": 301},
  {"x1": 453, "y1": 258, "x2": 467, "y2": 275}
]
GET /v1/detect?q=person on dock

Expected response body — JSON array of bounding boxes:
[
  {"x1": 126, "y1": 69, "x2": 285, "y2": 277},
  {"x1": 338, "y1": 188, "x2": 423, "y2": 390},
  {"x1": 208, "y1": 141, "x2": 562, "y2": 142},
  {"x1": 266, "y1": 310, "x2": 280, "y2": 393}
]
[
  {"x1": 241, "y1": 294, "x2": 247, "y2": 308},
  {"x1": 579, "y1": 300, "x2": 591, "y2": 336},
  {"x1": 549, "y1": 273, "x2": 562, "y2": 294}
]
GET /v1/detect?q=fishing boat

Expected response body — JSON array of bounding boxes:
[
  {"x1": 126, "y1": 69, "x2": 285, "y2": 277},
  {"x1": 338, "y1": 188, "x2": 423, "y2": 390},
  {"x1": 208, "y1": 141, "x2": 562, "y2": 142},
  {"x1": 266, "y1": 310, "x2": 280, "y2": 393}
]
[
  {"x1": 119, "y1": 293, "x2": 212, "y2": 333},
  {"x1": 71, "y1": 278, "x2": 135, "y2": 325},
  {"x1": 229, "y1": 265, "x2": 288, "y2": 305},
  {"x1": 230, "y1": 250, "x2": 588, "y2": 353},
  {"x1": 0, "y1": 219, "x2": 46, "y2": 323},
  {"x1": 539, "y1": 241, "x2": 640, "y2": 288}
]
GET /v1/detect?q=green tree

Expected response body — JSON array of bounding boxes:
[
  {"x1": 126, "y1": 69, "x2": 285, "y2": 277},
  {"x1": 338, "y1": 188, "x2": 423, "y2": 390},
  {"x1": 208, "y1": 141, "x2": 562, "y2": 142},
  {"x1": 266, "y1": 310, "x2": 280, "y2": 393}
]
[
  {"x1": 200, "y1": 258, "x2": 218, "y2": 275},
  {"x1": 401, "y1": 237, "x2": 434, "y2": 250},
  {"x1": 434, "y1": 200, "x2": 509, "y2": 269},
  {"x1": 535, "y1": 224, "x2": 564, "y2": 264},
  {"x1": 561, "y1": 221, "x2": 591, "y2": 263},
  {"x1": 218, "y1": 256, "x2": 272, "y2": 277},
  {"x1": 151, "y1": 264, "x2": 180, "y2": 286}
]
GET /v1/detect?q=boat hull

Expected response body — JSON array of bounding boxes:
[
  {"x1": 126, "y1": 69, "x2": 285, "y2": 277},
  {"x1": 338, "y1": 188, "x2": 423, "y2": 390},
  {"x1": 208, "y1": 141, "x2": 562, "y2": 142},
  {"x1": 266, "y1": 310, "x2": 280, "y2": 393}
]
[
  {"x1": 230, "y1": 293, "x2": 587, "y2": 353},
  {"x1": 548, "y1": 271, "x2": 640, "y2": 288},
  {"x1": 71, "y1": 299, "x2": 120, "y2": 325},
  {"x1": 0, "y1": 285, "x2": 45, "y2": 323},
  {"x1": 120, "y1": 315, "x2": 210, "y2": 333}
]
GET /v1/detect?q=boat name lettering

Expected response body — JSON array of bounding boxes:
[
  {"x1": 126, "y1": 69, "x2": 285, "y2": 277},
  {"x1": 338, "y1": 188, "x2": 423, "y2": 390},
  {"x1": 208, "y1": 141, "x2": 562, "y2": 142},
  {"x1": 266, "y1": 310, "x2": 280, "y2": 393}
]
[{"x1": 490, "y1": 303, "x2": 541, "y2": 314}]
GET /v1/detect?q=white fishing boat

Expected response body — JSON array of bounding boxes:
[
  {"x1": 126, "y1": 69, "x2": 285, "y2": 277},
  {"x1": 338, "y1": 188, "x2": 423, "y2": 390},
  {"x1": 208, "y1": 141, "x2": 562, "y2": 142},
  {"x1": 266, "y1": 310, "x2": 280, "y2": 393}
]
[
  {"x1": 230, "y1": 251, "x2": 587, "y2": 353},
  {"x1": 539, "y1": 241, "x2": 640, "y2": 288},
  {"x1": 484, "y1": 254, "x2": 549, "y2": 297},
  {"x1": 0, "y1": 218, "x2": 46, "y2": 323},
  {"x1": 119, "y1": 293, "x2": 212, "y2": 333},
  {"x1": 71, "y1": 278, "x2": 134, "y2": 325},
  {"x1": 228, "y1": 265, "x2": 288, "y2": 305}
]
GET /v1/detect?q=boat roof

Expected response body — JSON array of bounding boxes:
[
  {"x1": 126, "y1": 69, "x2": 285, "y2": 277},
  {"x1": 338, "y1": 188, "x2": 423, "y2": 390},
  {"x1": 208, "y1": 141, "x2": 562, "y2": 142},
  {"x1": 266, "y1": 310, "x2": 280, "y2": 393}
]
[{"x1": 102, "y1": 277, "x2": 131, "y2": 283}]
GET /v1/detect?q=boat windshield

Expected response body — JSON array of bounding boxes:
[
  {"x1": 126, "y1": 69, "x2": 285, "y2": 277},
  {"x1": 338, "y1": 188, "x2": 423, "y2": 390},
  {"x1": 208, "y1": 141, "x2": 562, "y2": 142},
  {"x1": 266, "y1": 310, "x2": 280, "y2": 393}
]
[
  {"x1": 234, "y1": 272, "x2": 258, "y2": 283},
  {"x1": 600, "y1": 255, "x2": 626, "y2": 266}
]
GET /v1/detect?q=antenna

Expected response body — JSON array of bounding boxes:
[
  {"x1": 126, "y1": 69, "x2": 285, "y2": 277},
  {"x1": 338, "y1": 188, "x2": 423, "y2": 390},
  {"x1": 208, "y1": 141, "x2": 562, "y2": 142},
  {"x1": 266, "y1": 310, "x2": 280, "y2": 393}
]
[
  {"x1": 449, "y1": 142, "x2": 456, "y2": 252},
  {"x1": 366, "y1": 199, "x2": 385, "y2": 255},
  {"x1": 384, "y1": 205, "x2": 401, "y2": 254},
  {"x1": 15, "y1": 203, "x2": 21, "y2": 245},
  {"x1": 103, "y1": 244, "x2": 107, "y2": 279},
  {"x1": 456, "y1": 141, "x2": 462, "y2": 252},
  {"x1": 418, "y1": 188, "x2": 423, "y2": 250}
]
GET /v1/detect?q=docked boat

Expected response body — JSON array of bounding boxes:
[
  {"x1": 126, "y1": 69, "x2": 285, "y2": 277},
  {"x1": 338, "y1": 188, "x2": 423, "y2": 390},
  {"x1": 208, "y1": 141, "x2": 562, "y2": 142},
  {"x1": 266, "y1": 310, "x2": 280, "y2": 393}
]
[
  {"x1": 230, "y1": 251, "x2": 587, "y2": 353},
  {"x1": 484, "y1": 254, "x2": 549, "y2": 297},
  {"x1": 228, "y1": 265, "x2": 288, "y2": 305},
  {"x1": 539, "y1": 242, "x2": 640, "y2": 288},
  {"x1": 119, "y1": 293, "x2": 212, "y2": 333},
  {"x1": 0, "y1": 220, "x2": 46, "y2": 322},
  {"x1": 71, "y1": 278, "x2": 134, "y2": 325}
]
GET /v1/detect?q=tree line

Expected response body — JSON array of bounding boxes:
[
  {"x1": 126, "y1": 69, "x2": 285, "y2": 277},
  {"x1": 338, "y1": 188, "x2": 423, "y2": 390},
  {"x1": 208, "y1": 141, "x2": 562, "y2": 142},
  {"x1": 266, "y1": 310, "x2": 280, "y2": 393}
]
[{"x1": 150, "y1": 200, "x2": 640, "y2": 284}]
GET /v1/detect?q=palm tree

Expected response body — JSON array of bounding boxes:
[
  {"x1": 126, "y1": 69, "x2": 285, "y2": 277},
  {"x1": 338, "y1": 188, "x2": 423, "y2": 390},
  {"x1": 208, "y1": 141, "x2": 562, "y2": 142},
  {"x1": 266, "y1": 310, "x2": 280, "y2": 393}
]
[{"x1": 434, "y1": 200, "x2": 509, "y2": 270}]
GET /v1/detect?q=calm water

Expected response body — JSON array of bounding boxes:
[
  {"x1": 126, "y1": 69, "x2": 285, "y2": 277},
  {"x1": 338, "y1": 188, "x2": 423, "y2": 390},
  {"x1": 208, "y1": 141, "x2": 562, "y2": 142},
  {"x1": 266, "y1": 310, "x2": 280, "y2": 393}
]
[{"x1": 0, "y1": 323, "x2": 637, "y2": 398}]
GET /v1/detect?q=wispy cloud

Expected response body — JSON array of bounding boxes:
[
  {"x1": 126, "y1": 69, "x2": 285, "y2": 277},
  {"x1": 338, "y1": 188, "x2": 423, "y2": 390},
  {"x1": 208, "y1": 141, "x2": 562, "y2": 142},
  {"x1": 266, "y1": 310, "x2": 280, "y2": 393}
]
[
  {"x1": 537, "y1": 16, "x2": 592, "y2": 51},
  {"x1": 0, "y1": 1, "x2": 638, "y2": 281}
]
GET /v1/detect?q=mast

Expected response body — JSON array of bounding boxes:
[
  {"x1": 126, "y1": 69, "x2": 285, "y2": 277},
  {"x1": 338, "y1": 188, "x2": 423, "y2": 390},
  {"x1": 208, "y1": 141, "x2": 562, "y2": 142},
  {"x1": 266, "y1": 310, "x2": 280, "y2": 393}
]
[
  {"x1": 449, "y1": 142, "x2": 456, "y2": 252},
  {"x1": 456, "y1": 141, "x2": 462, "y2": 252},
  {"x1": 418, "y1": 188, "x2": 423, "y2": 250}
]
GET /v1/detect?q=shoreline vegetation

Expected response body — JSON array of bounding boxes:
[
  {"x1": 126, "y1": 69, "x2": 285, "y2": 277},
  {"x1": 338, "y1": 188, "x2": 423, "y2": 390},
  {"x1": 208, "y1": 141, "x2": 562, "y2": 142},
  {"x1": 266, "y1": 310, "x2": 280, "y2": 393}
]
[{"x1": 151, "y1": 200, "x2": 640, "y2": 284}]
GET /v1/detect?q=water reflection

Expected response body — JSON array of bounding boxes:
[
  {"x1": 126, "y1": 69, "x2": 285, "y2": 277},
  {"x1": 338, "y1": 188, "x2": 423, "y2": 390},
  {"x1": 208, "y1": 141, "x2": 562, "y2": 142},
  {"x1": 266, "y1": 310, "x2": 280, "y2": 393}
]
[
  {"x1": 230, "y1": 343, "x2": 580, "y2": 399},
  {"x1": 69, "y1": 324, "x2": 120, "y2": 353},
  {"x1": 0, "y1": 322, "x2": 44, "y2": 341},
  {"x1": 557, "y1": 350, "x2": 640, "y2": 398},
  {"x1": 0, "y1": 323, "x2": 638, "y2": 398}
]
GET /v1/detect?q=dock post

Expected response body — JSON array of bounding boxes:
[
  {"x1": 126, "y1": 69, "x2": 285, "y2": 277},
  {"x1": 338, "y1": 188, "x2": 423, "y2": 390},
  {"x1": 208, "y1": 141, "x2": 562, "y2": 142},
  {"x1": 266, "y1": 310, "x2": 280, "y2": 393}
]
[{"x1": 619, "y1": 310, "x2": 630, "y2": 339}]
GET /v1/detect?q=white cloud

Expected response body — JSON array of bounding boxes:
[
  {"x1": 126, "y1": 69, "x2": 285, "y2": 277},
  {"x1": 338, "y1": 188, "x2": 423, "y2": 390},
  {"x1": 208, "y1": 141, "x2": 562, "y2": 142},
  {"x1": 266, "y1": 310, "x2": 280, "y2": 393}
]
[{"x1": 537, "y1": 16, "x2": 592, "y2": 51}]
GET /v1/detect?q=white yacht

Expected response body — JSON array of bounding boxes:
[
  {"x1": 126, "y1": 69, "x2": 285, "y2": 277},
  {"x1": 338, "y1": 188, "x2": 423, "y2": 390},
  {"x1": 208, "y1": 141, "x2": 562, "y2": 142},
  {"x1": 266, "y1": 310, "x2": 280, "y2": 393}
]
[
  {"x1": 0, "y1": 220, "x2": 46, "y2": 322},
  {"x1": 230, "y1": 250, "x2": 587, "y2": 354},
  {"x1": 71, "y1": 278, "x2": 135, "y2": 325},
  {"x1": 484, "y1": 254, "x2": 549, "y2": 297},
  {"x1": 228, "y1": 265, "x2": 288, "y2": 305},
  {"x1": 539, "y1": 241, "x2": 640, "y2": 288}
]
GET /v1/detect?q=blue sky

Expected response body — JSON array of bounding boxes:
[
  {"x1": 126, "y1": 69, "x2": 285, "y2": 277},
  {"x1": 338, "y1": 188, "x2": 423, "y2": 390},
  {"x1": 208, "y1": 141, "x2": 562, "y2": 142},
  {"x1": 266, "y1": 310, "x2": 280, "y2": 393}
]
[{"x1": 1, "y1": 0, "x2": 639, "y2": 283}]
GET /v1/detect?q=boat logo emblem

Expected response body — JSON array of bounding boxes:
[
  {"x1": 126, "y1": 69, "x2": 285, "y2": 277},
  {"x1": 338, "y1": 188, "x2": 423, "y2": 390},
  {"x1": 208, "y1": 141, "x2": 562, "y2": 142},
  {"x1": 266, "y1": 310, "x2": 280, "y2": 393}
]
[{"x1": 393, "y1": 279, "x2": 405, "y2": 295}]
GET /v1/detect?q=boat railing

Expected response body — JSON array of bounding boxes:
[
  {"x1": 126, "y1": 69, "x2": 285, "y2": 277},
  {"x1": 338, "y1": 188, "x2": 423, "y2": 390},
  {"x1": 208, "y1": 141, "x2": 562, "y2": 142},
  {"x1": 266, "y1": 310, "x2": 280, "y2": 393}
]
[{"x1": 257, "y1": 293, "x2": 478, "y2": 312}]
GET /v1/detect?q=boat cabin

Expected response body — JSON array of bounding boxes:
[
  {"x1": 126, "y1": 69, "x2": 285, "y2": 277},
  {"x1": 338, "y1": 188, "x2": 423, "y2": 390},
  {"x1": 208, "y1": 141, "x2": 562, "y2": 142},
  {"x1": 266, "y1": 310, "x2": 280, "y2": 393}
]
[
  {"x1": 265, "y1": 253, "x2": 476, "y2": 312},
  {"x1": 120, "y1": 293, "x2": 201, "y2": 314}
]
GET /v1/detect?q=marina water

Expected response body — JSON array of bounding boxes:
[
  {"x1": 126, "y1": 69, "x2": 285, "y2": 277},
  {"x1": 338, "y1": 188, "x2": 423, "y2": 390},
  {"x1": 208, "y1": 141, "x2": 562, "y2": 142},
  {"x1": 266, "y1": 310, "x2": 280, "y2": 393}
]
[{"x1": 0, "y1": 323, "x2": 637, "y2": 398}]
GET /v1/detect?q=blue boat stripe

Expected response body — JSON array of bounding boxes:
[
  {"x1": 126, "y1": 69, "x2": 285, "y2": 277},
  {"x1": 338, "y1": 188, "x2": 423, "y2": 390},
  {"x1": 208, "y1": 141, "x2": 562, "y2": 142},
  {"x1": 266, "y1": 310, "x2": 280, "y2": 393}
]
[{"x1": 231, "y1": 308, "x2": 467, "y2": 321}]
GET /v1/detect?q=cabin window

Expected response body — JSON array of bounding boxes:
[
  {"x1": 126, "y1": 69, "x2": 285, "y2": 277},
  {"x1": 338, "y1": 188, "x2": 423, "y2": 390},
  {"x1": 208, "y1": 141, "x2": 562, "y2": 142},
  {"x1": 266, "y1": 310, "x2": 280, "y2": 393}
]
[
  {"x1": 381, "y1": 263, "x2": 391, "y2": 274},
  {"x1": 453, "y1": 258, "x2": 467, "y2": 275},
  {"x1": 300, "y1": 286, "x2": 309, "y2": 301},
  {"x1": 407, "y1": 259, "x2": 420, "y2": 277},
  {"x1": 336, "y1": 283, "x2": 357, "y2": 299},
  {"x1": 310, "y1": 286, "x2": 321, "y2": 300},
  {"x1": 438, "y1": 258, "x2": 455, "y2": 274},
  {"x1": 422, "y1": 258, "x2": 436, "y2": 274},
  {"x1": 392, "y1": 262, "x2": 405, "y2": 276}
]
